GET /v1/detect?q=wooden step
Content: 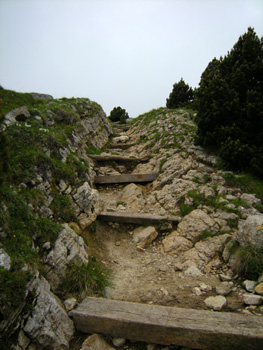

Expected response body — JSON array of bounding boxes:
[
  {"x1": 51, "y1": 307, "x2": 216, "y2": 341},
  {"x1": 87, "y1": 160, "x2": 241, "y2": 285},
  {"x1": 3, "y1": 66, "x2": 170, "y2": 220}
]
[
  {"x1": 71, "y1": 297, "x2": 263, "y2": 350},
  {"x1": 113, "y1": 125, "x2": 130, "y2": 131},
  {"x1": 95, "y1": 173, "x2": 158, "y2": 184},
  {"x1": 98, "y1": 211, "x2": 179, "y2": 225},
  {"x1": 108, "y1": 143, "x2": 135, "y2": 149},
  {"x1": 88, "y1": 155, "x2": 150, "y2": 162}
]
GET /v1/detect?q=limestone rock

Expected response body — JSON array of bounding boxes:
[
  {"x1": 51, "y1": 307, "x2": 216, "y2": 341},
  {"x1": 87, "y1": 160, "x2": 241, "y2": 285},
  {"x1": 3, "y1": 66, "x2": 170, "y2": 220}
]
[
  {"x1": 30, "y1": 92, "x2": 53, "y2": 100},
  {"x1": 24, "y1": 276, "x2": 74, "y2": 350},
  {"x1": 184, "y1": 266, "x2": 202, "y2": 276},
  {"x1": 243, "y1": 293, "x2": 263, "y2": 305},
  {"x1": 255, "y1": 282, "x2": 263, "y2": 295},
  {"x1": 162, "y1": 231, "x2": 193, "y2": 253},
  {"x1": 73, "y1": 182, "x2": 103, "y2": 229},
  {"x1": 240, "y1": 193, "x2": 261, "y2": 206},
  {"x1": 132, "y1": 226, "x2": 158, "y2": 249},
  {"x1": 243, "y1": 280, "x2": 256, "y2": 293},
  {"x1": 121, "y1": 183, "x2": 145, "y2": 210},
  {"x1": 45, "y1": 224, "x2": 89, "y2": 289},
  {"x1": 80, "y1": 334, "x2": 115, "y2": 350},
  {"x1": 64, "y1": 297, "x2": 78, "y2": 312},
  {"x1": 237, "y1": 215, "x2": 263, "y2": 248},
  {"x1": 216, "y1": 282, "x2": 234, "y2": 296},
  {"x1": 0, "y1": 248, "x2": 11, "y2": 270},
  {"x1": 204, "y1": 296, "x2": 227, "y2": 311},
  {"x1": 177, "y1": 209, "x2": 218, "y2": 242},
  {"x1": 4, "y1": 106, "x2": 30, "y2": 126},
  {"x1": 195, "y1": 234, "x2": 230, "y2": 263}
]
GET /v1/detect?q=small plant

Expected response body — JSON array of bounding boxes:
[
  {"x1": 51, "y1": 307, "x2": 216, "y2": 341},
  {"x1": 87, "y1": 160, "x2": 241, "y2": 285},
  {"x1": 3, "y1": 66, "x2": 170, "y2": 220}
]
[
  {"x1": 50, "y1": 193, "x2": 77, "y2": 222},
  {"x1": 238, "y1": 245, "x2": 263, "y2": 280},
  {"x1": 61, "y1": 259, "x2": 112, "y2": 295},
  {"x1": 179, "y1": 203, "x2": 193, "y2": 217}
]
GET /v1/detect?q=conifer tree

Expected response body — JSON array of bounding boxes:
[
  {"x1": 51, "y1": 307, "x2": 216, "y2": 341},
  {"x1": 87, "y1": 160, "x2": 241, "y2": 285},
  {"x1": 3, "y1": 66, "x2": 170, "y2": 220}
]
[
  {"x1": 166, "y1": 78, "x2": 194, "y2": 109},
  {"x1": 196, "y1": 28, "x2": 263, "y2": 176}
]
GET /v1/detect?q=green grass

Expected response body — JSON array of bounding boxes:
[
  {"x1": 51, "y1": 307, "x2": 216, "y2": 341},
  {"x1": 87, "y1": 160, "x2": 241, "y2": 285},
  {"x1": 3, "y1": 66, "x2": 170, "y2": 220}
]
[
  {"x1": 223, "y1": 172, "x2": 263, "y2": 203},
  {"x1": 238, "y1": 246, "x2": 263, "y2": 280},
  {"x1": 61, "y1": 258, "x2": 112, "y2": 296}
]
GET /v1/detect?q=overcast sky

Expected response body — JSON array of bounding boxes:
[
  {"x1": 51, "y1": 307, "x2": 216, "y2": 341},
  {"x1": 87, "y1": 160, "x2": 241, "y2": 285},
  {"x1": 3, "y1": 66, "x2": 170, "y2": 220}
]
[{"x1": 0, "y1": 0, "x2": 262, "y2": 118}]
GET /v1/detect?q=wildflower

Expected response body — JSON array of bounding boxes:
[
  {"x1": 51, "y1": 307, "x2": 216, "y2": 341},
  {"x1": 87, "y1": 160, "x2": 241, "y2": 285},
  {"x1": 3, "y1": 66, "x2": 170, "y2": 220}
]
[
  {"x1": 257, "y1": 226, "x2": 263, "y2": 230},
  {"x1": 13, "y1": 235, "x2": 16, "y2": 238}
]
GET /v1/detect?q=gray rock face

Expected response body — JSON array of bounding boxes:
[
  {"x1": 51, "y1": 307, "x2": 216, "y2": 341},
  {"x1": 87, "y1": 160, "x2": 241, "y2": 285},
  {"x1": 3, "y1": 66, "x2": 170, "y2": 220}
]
[
  {"x1": 177, "y1": 209, "x2": 219, "y2": 242},
  {"x1": 0, "y1": 248, "x2": 11, "y2": 270},
  {"x1": 45, "y1": 224, "x2": 89, "y2": 289},
  {"x1": 4, "y1": 106, "x2": 30, "y2": 126},
  {"x1": 237, "y1": 214, "x2": 263, "y2": 248},
  {"x1": 24, "y1": 276, "x2": 74, "y2": 350},
  {"x1": 73, "y1": 182, "x2": 103, "y2": 229},
  {"x1": 162, "y1": 231, "x2": 193, "y2": 253},
  {"x1": 30, "y1": 92, "x2": 53, "y2": 100}
]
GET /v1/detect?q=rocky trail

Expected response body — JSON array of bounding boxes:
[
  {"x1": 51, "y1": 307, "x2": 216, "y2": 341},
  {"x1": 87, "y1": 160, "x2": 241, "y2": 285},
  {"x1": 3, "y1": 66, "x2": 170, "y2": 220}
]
[
  {"x1": 88, "y1": 116, "x2": 262, "y2": 315},
  {"x1": 77, "y1": 110, "x2": 263, "y2": 350}
]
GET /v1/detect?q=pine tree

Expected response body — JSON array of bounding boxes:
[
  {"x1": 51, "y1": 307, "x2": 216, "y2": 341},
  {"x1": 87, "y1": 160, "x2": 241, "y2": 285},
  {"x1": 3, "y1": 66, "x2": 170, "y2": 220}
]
[
  {"x1": 196, "y1": 28, "x2": 263, "y2": 176},
  {"x1": 166, "y1": 78, "x2": 194, "y2": 109}
]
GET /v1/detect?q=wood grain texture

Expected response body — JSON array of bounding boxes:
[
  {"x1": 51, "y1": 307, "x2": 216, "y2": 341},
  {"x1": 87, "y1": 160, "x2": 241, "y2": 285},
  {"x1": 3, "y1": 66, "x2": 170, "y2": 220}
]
[{"x1": 71, "y1": 297, "x2": 263, "y2": 350}]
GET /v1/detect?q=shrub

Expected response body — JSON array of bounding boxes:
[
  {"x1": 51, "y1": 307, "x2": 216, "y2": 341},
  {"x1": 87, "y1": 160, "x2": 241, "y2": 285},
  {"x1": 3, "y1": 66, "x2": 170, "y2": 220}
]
[{"x1": 108, "y1": 106, "x2": 129, "y2": 123}]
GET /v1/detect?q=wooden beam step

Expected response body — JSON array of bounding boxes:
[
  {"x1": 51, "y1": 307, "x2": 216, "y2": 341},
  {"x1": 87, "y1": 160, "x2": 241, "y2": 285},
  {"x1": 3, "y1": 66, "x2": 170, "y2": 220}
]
[
  {"x1": 95, "y1": 173, "x2": 158, "y2": 184},
  {"x1": 98, "y1": 211, "x2": 179, "y2": 225},
  {"x1": 88, "y1": 155, "x2": 150, "y2": 162},
  {"x1": 71, "y1": 297, "x2": 263, "y2": 350},
  {"x1": 108, "y1": 143, "x2": 135, "y2": 149}
]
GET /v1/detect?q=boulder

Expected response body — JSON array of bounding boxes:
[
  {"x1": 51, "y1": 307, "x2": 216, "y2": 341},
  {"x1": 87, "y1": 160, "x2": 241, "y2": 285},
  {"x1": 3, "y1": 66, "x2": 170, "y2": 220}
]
[
  {"x1": 121, "y1": 183, "x2": 145, "y2": 210},
  {"x1": 30, "y1": 92, "x2": 53, "y2": 100},
  {"x1": 243, "y1": 293, "x2": 263, "y2": 305},
  {"x1": 45, "y1": 224, "x2": 89, "y2": 289},
  {"x1": 177, "y1": 209, "x2": 218, "y2": 242},
  {"x1": 204, "y1": 296, "x2": 227, "y2": 311},
  {"x1": 73, "y1": 182, "x2": 103, "y2": 229},
  {"x1": 132, "y1": 226, "x2": 158, "y2": 249},
  {"x1": 4, "y1": 106, "x2": 30, "y2": 126},
  {"x1": 195, "y1": 234, "x2": 230, "y2": 263},
  {"x1": 216, "y1": 282, "x2": 234, "y2": 296},
  {"x1": 243, "y1": 280, "x2": 257, "y2": 293},
  {"x1": 24, "y1": 276, "x2": 74, "y2": 350},
  {"x1": 237, "y1": 215, "x2": 263, "y2": 248},
  {"x1": 162, "y1": 231, "x2": 193, "y2": 253}
]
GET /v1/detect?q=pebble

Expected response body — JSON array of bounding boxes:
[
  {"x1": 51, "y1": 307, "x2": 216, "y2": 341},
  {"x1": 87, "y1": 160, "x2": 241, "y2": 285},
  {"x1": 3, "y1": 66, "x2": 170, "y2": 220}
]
[{"x1": 112, "y1": 338, "x2": 126, "y2": 347}]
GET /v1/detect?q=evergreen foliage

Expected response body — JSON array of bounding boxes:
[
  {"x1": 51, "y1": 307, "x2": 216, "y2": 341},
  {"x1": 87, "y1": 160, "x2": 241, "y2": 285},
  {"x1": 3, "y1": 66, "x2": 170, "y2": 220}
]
[
  {"x1": 196, "y1": 28, "x2": 263, "y2": 177},
  {"x1": 166, "y1": 78, "x2": 194, "y2": 108},
  {"x1": 108, "y1": 106, "x2": 129, "y2": 123}
]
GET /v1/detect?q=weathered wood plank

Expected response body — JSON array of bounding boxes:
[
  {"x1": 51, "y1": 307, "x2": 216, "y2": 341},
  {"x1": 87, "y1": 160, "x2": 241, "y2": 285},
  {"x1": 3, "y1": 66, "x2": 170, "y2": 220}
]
[
  {"x1": 95, "y1": 173, "x2": 158, "y2": 184},
  {"x1": 88, "y1": 155, "x2": 150, "y2": 162},
  {"x1": 71, "y1": 297, "x2": 263, "y2": 350},
  {"x1": 113, "y1": 125, "x2": 130, "y2": 131},
  {"x1": 108, "y1": 143, "x2": 135, "y2": 149},
  {"x1": 98, "y1": 211, "x2": 179, "y2": 224}
]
